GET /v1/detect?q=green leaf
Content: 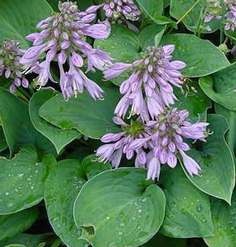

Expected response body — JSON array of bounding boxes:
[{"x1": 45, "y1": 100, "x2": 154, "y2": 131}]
[
  {"x1": 44, "y1": 158, "x2": 110, "y2": 247},
  {"x1": 29, "y1": 90, "x2": 80, "y2": 154},
  {"x1": 0, "y1": 233, "x2": 53, "y2": 247},
  {"x1": 170, "y1": 0, "x2": 220, "y2": 33},
  {"x1": 199, "y1": 62, "x2": 236, "y2": 111},
  {"x1": 0, "y1": 208, "x2": 38, "y2": 242},
  {"x1": 0, "y1": 88, "x2": 55, "y2": 156},
  {"x1": 39, "y1": 86, "x2": 120, "y2": 139},
  {"x1": 137, "y1": 0, "x2": 173, "y2": 25},
  {"x1": 161, "y1": 34, "x2": 230, "y2": 77},
  {"x1": 137, "y1": 0, "x2": 163, "y2": 17},
  {"x1": 95, "y1": 25, "x2": 140, "y2": 63},
  {"x1": 73, "y1": 168, "x2": 166, "y2": 247},
  {"x1": 184, "y1": 114, "x2": 235, "y2": 204},
  {"x1": 0, "y1": 146, "x2": 49, "y2": 215},
  {"x1": 215, "y1": 104, "x2": 236, "y2": 153},
  {"x1": 160, "y1": 167, "x2": 214, "y2": 238},
  {"x1": 0, "y1": 0, "x2": 53, "y2": 47},
  {"x1": 204, "y1": 191, "x2": 236, "y2": 247}
]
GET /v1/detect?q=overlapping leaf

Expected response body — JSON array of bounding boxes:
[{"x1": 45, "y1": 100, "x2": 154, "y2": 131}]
[
  {"x1": 0, "y1": 208, "x2": 38, "y2": 242},
  {"x1": 74, "y1": 168, "x2": 166, "y2": 247},
  {"x1": 29, "y1": 90, "x2": 81, "y2": 154},
  {"x1": 0, "y1": 146, "x2": 50, "y2": 215},
  {"x1": 184, "y1": 114, "x2": 235, "y2": 203},
  {"x1": 39, "y1": 85, "x2": 120, "y2": 139}
]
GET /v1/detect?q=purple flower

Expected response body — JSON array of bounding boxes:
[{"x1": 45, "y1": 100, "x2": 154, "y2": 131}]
[
  {"x1": 132, "y1": 108, "x2": 209, "y2": 178},
  {"x1": 104, "y1": 45, "x2": 186, "y2": 120},
  {"x1": 0, "y1": 40, "x2": 29, "y2": 93},
  {"x1": 225, "y1": 3, "x2": 236, "y2": 31},
  {"x1": 96, "y1": 117, "x2": 151, "y2": 168},
  {"x1": 21, "y1": 1, "x2": 112, "y2": 100},
  {"x1": 103, "y1": 0, "x2": 141, "y2": 22}
]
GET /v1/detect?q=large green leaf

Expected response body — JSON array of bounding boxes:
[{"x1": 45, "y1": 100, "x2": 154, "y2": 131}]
[
  {"x1": 0, "y1": 146, "x2": 49, "y2": 215},
  {"x1": 95, "y1": 25, "x2": 140, "y2": 63},
  {"x1": 199, "y1": 63, "x2": 236, "y2": 111},
  {"x1": 160, "y1": 167, "x2": 213, "y2": 238},
  {"x1": 204, "y1": 191, "x2": 236, "y2": 247},
  {"x1": 39, "y1": 86, "x2": 120, "y2": 139},
  {"x1": 0, "y1": 208, "x2": 38, "y2": 242},
  {"x1": 44, "y1": 157, "x2": 110, "y2": 247},
  {"x1": 0, "y1": 88, "x2": 55, "y2": 156},
  {"x1": 170, "y1": 0, "x2": 220, "y2": 33},
  {"x1": 184, "y1": 114, "x2": 235, "y2": 204},
  {"x1": 0, "y1": 0, "x2": 53, "y2": 47},
  {"x1": 29, "y1": 90, "x2": 80, "y2": 154},
  {"x1": 161, "y1": 34, "x2": 230, "y2": 77},
  {"x1": 73, "y1": 168, "x2": 166, "y2": 247}
]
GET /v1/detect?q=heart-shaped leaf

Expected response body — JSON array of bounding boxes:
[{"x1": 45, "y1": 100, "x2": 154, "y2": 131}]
[
  {"x1": 74, "y1": 168, "x2": 166, "y2": 247},
  {"x1": 0, "y1": 146, "x2": 50, "y2": 214}
]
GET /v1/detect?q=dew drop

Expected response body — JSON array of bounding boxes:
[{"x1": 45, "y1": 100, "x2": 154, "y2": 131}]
[{"x1": 196, "y1": 204, "x2": 203, "y2": 212}]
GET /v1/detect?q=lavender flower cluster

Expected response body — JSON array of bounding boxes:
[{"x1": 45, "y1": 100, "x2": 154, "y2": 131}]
[
  {"x1": 97, "y1": 45, "x2": 209, "y2": 180},
  {"x1": 20, "y1": 1, "x2": 113, "y2": 100},
  {"x1": 204, "y1": 0, "x2": 236, "y2": 31},
  {"x1": 0, "y1": 40, "x2": 29, "y2": 92},
  {"x1": 103, "y1": 0, "x2": 141, "y2": 22}
]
